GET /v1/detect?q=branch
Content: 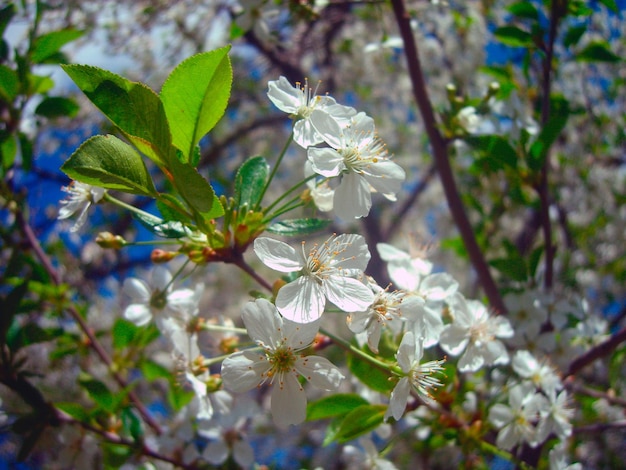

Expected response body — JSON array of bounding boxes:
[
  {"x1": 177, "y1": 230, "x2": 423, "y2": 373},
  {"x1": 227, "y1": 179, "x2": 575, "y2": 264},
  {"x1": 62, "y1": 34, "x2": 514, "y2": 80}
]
[
  {"x1": 16, "y1": 212, "x2": 163, "y2": 435},
  {"x1": 565, "y1": 325, "x2": 626, "y2": 378},
  {"x1": 389, "y1": 0, "x2": 506, "y2": 313}
]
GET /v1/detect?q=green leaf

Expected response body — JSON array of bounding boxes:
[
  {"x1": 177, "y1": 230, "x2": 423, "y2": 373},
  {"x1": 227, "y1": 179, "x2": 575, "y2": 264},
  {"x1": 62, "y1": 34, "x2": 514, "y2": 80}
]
[
  {"x1": 234, "y1": 155, "x2": 269, "y2": 212},
  {"x1": 168, "y1": 156, "x2": 224, "y2": 229},
  {"x1": 307, "y1": 394, "x2": 369, "y2": 421},
  {"x1": 133, "y1": 211, "x2": 191, "y2": 238},
  {"x1": 347, "y1": 348, "x2": 394, "y2": 393},
  {"x1": 576, "y1": 40, "x2": 621, "y2": 63},
  {"x1": 332, "y1": 405, "x2": 386, "y2": 444},
  {"x1": 141, "y1": 360, "x2": 171, "y2": 381},
  {"x1": 121, "y1": 407, "x2": 143, "y2": 441},
  {"x1": 160, "y1": 46, "x2": 232, "y2": 161},
  {"x1": 35, "y1": 96, "x2": 79, "y2": 118},
  {"x1": 267, "y1": 218, "x2": 332, "y2": 236},
  {"x1": 0, "y1": 279, "x2": 29, "y2": 344},
  {"x1": 1, "y1": 133, "x2": 17, "y2": 170},
  {"x1": 507, "y1": 2, "x2": 539, "y2": 20},
  {"x1": 56, "y1": 402, "x2": 90, "y2": 421},
  {"x1": 79, "y1": 376, "x2": 115, "y2": 412},
  {"x1": 464, "y1": 135, "x2": 518, "y2": 169},
  {"x1": 6, "y1": 324, "x2": 63, "y2": 351},
  {"x1": 528, "y1": 103, "x2": 569, "y2": 171},
  {"x1": 599, "y1": 0, "x2": 619, "y2": 13},
  {"x1": 563, "y1": 24, "x2": 587, "y2": 48},
  {"x1": 494, "y1": 26, "x2": 534, "y2": 48},
  {"x1": 102, "y1": 443, "x2": 134, "y2": 468},
  {"x1": 31, "y1": 29, "x2": 83, "y2": 64},
  {"x1": 0, "y1": 65, "x2": 18, "y2": 101},
  {"x1": 61, "y1": 64, "x2": 172, "y2": 166},
  {"x1": 490, "y1": 256, "x2": 528, "y2": 282},
  {"x1": 61, "y1": 134, "x2": 158, "y2": 196},
  {"x1": 112, "y1": 318, "x2": 140, "y2": 350}
]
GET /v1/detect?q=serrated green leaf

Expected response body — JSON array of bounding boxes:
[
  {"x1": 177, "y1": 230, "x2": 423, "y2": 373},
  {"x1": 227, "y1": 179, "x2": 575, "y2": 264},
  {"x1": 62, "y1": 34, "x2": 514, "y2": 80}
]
[
  {"x1": 465, "y1": 135, "x2": 518, "y2": 169},
  {"x1": 267, "y1": 218, "x2": 332, "y2": 236},
  {"x1": 307, "y1": 394, "x2": 369, "y2": 421},
  {"x1": 31, "y1": 29, "x2": 83, "y2": 64},
  {"x1": 61, "y1": 64, "x2": 172, "y2": 166},
  {"x1": 333, "y1": 405, "x2": 386, "y2": 444},
  {"x1": 61, "y1": 134, "x2": 158, "y2": 196},
  {"x1": 347, "y1": 349, "x2": 394, "y2": 393},
  {"x1": 168, "y1": 156, "x2": 224, "y2": 229},
  {"x1": 0, "y1": 64, "x2": 18, "y2": 100},
  {"x1": 35, "y1": 96, "x2": 79, "y2": 118},
  {"x1": 494, "y1": 26, "x2": 534, "y2": 48},
  {"x1": 576, "y1": 41, "x2": 621, "y2": 63},
  {"x1": 160, "y1": 46, "x2": 232, "y2": 161},
  {"x1": 234, "y1": 155, "x2": 269, "y2": 212}
]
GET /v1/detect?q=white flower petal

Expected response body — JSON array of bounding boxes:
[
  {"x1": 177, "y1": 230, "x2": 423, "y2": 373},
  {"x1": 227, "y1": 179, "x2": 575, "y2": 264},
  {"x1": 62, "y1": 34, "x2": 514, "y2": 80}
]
[
  {"x1": 271, "y1": 373, "x2": 307, "y2": 427},
  {"x1": 152, "y1": 266, "x2": 172, "y2": 291},
  {"x1": 122, "y1": 278, "x2": 151, "y2": 303},
  {"x1": 242, "y1": 298, "x2": 284, "y2": 347},
  {"x1": 254, "y1": 237, "x2": 303, "y2": 272},
  {"x1": 221, "y1": 350, "x2": 269, "y2": 393},
  {"x1": 333, "y1": 172, "x2": 372, "y2": 219},
  {"x1": 123, "y1": 304, "x2": 152, "y2": 326},
  {"x1": 276, "y1": 276, "x2": 326, "y2": 323},
  {"x1": 308, "y1": 147, "x2": 345, "y2": 177},
  {"x1": 295, "y1": 355, "x2": 344, "y2": 390},
  {"x1": 386, "y1": 377, "x2": 411, "y2": 421},
  {"x1": 324, "y1": 275, "x2": 374, "y2": 313}
]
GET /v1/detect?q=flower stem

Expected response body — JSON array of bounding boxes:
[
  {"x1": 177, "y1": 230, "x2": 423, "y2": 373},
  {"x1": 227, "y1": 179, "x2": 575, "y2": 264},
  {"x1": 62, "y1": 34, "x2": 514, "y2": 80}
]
[
  {"x1": 255, "y1": 129, "x2": 294, "y2": 211},
  {"x1": 320, "y1": 327, "x2": 395, "y2": 373},
  {"x1": 262, "y1": 173, "x2": 316, "y2": 217}
]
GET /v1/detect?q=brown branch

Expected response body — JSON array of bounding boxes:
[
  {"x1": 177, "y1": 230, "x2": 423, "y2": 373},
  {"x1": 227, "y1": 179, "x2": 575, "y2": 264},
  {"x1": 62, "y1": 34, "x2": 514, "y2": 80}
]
[
  {"x1": 16, "y1": 212, "x2": 163, "y2": 435},
  {"x1": 390, "y1": 0, "x2": 506, "y2": 314},
  {"x1": 565, "y1": 325, "x2": 626, "y2": 378}
]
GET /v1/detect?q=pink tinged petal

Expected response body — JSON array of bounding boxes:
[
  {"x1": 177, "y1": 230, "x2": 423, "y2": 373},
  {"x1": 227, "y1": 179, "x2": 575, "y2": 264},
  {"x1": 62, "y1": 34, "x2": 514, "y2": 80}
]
[
  {"x1": 152, "y1": 266, "x2": 172, "y2": 291},
  {"x1": 276, "y1": 276, "x2": 326, "y2": 324},
  {"x1": 295, "y1": 355, "x2": 344, "y2": 390},
  {"x1": 324, "y1": 275, "x2": 374, "y2": 313},
  {"x1": 123, "y1": 304, "x2": 152, "y2": 326},
  {"x1": 221, "y1": 350, "x2": 269, "y2": 393},
  {"x1": 419, "y1": 273, "x2": 459, "y2": 301},
  {"x1": 267, "y1": 76, "x2": 300, "y2": 113},
  {"x1": 309, "y1": 109, "x2": 344, "y2": 148},
  {"x1": 283, "y1": 317, "x2": 320, "y2": 348},
  {"x1": 385, "y1": 377, "x2": 411, "y2": 421},
  {"x1": 253, "y1": 237, "x2": 303, "y2": 272},
  {"x1": 203, "y1": 440, "x2": 229, "y2": 465},
  {"x1": 458, "y1": 345, "x2": 485, "y2": 372},
  {"x1": 388, "y1": 263, "x2": 420, "y2": 291},
  {"x1": 308, "y1": 147, "x2": 345, "y2": 177},
  {"x1": 122, "y1": 278, "x2": 151, "y2": 304},
  {"x1": 438, "y1": 325, "x2": 469, "y2": 356},
  {"x1": 232, "y1": 440, "x2": 255, "y2": 468},
  {"x1": 271, "y1": 373, "x2": 307, "y2": 427},
  {"x1": 333, "y1": 172, "x2": 372, "y2": 219},
  {"x1": 242, "y1": 298, "x2": 284, "y2": 347},
  {"x1": 396, "y1": 332, "x2": 416, "y2": 372}
]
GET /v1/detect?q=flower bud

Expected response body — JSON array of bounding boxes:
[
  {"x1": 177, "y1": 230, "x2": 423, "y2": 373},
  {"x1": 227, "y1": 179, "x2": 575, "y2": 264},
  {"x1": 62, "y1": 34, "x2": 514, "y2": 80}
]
[
  {"x1": 151, "y1": 249, "x2": 176, "y2": 263},
  {"x1": 95, "y1": 232, "x2": 126, "y2": 249}
]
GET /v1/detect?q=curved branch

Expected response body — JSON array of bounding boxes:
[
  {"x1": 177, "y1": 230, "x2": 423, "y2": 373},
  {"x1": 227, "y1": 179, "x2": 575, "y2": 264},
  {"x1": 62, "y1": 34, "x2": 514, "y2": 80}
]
[{"x1": 389, "y1": 0, "x2": 506, "y2": 313}]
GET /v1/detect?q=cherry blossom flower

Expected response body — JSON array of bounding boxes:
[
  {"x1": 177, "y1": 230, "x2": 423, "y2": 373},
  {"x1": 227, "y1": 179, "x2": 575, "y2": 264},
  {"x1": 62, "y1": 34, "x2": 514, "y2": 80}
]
[
  {"x1": 58, "y1": 181, "x2": 105, "y2": 232},
  {"x1": 512, "y1": 350, "x2": 562, "y2": 395},
  {"x1": 347, "y1": 279, "x2": 422, "y2": 354},
  {"x1": 385, "y1": 332, "x2": 445, "y2": 421},
  {"x1": 439, "y1": 293, "x2": 513, "y2": 372},
  {"x1": 376, "y1": 243, "x2": 433, "y2": 292},
  {"x1": 220, "y1": 299, "x2": 344, "y2": 427},
  {"x1": 308, "y1": 111, "x2": 406, "y2": 219},
  {"x1": 342, "y1": 436, "x2": 399, "y2": 470},
  {"x1": 488, "y1": 383, "x2": 544, "y2": 450},
  {"x1": 122, "y1": 266, "x2": 197, "y2": 328},
  {"x1": 536, "y1": 389, "x2": 574, "y2": 442},
  {"x1": 267, "y1": 76, "x2": 356, "y2": 148},
  {"x1": 253, "y1": 233, "x2": 374, "y2": 323}
]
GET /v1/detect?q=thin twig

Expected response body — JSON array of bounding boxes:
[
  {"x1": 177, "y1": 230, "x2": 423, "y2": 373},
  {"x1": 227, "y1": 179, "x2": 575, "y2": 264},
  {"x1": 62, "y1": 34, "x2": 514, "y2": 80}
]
[
  {"x1": 390, "y1": 0, "x2": 506, "y2": 314},
  {"x1": 565, "y1": 326, "x2": 626, "y2": 378}
]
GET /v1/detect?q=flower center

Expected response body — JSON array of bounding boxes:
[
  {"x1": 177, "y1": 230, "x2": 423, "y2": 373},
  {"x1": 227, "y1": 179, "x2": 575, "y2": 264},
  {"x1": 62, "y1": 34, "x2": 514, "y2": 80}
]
[
  {"x1": 150, "y1": 289, "x2": 168, "y2": 311},
  {"x1": 267, "y1": 346, "x2": 296, "y2": 378}
]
